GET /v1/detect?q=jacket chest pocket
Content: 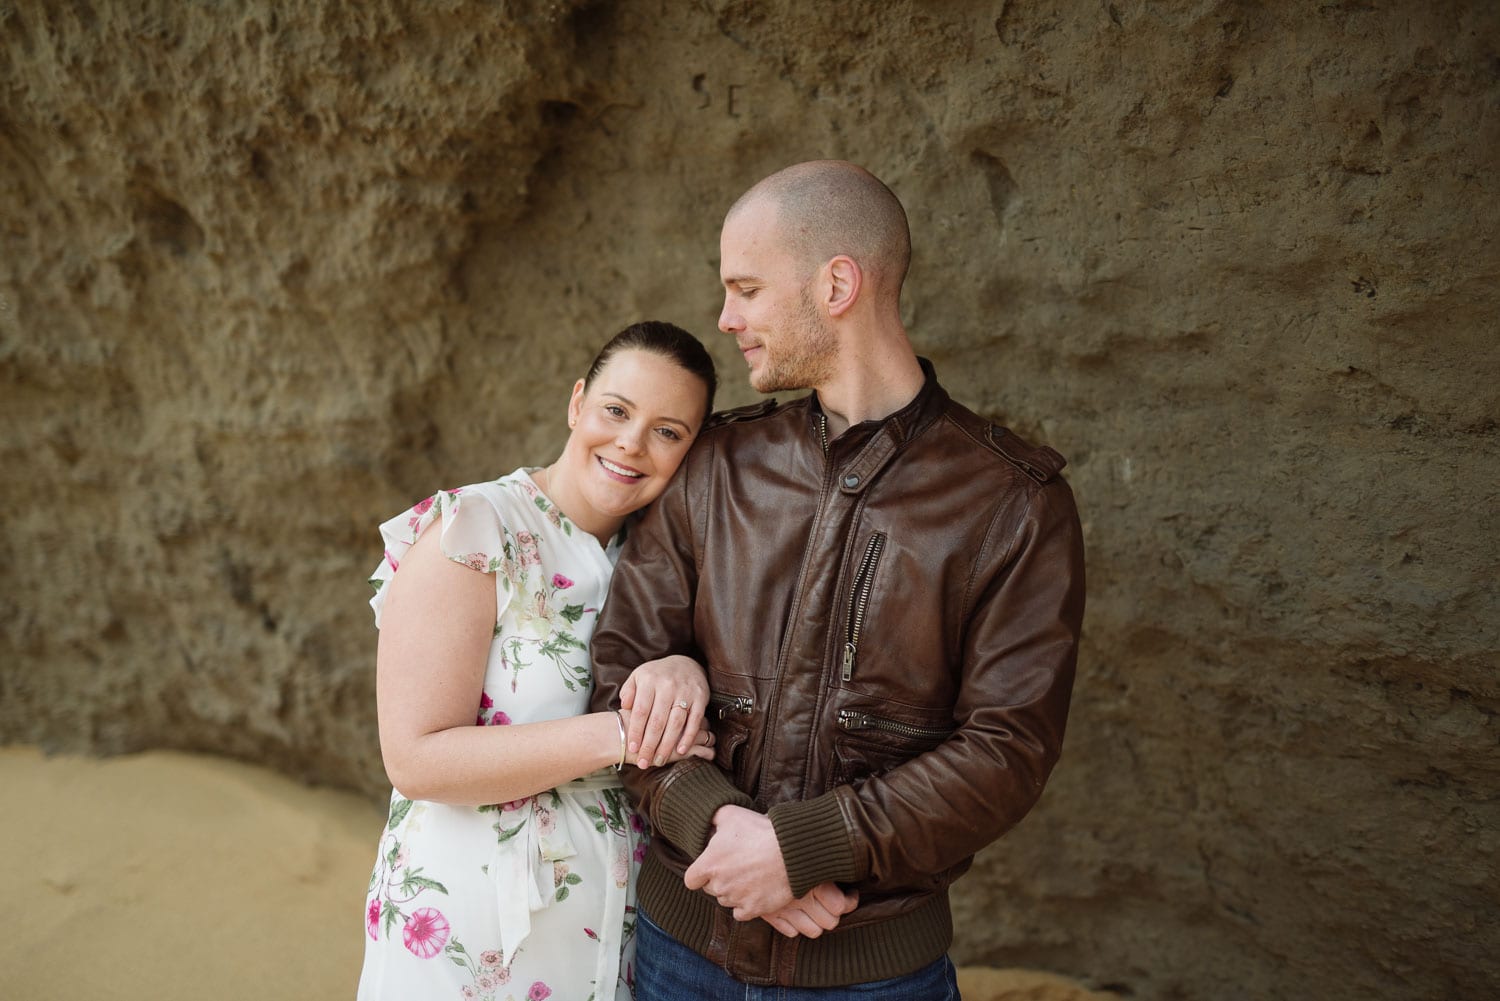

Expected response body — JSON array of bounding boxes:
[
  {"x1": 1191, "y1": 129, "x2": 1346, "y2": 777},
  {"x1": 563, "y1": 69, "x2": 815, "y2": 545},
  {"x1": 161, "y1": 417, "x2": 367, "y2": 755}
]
[
  {"x1": 830, "y1": 708, "x2": 955, "y2": 789},
  {"x1": 836, "y1": 531, "x2": 962, "y2": 705}
]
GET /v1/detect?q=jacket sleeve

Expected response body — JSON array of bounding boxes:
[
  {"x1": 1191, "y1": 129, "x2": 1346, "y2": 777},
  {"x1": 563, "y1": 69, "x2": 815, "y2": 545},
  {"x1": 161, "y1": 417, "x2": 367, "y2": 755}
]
[
  {"x1": 767, "y1": 477, "x2": 1086, "y2": 897},
  {"x1": 589, "y1": 439, "x2": 754, "y2": 856}
]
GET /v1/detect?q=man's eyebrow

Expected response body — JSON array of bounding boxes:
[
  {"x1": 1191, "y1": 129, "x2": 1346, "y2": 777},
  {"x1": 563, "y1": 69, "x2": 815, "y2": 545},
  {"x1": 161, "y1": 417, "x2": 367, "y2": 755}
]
[
  {"x1": 721, "y1": 273, "x2": 759, "y2": 287},
  {"x1": 601, "y1": 392, "x2": 693, "y2": 431}
]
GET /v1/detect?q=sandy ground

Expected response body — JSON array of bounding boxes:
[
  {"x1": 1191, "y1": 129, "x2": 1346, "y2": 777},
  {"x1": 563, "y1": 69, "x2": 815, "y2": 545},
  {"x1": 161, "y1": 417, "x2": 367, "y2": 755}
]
[{"x1": 1, "y1": 746, "x2": 1112, "y2": 1000}]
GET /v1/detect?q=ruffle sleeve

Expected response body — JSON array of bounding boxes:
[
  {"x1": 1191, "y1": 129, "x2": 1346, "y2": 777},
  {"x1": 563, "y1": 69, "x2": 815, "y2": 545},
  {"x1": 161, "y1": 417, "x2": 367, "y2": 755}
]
[{"x1": 367, "y1": 486, "x2": 512, "y2": 628}]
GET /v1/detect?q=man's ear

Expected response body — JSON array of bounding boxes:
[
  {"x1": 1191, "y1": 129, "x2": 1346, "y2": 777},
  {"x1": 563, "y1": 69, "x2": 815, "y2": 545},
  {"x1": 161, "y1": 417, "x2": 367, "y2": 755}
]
[{"x1": 826, "y1": 255, "x2": 862, "y2": 318}]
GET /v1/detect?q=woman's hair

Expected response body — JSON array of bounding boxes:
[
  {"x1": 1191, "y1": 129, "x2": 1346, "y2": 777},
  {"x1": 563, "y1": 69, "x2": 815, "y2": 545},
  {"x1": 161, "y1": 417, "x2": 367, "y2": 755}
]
[{"x1": 584, "y1": 320, "x2": 718, "y2": 417}]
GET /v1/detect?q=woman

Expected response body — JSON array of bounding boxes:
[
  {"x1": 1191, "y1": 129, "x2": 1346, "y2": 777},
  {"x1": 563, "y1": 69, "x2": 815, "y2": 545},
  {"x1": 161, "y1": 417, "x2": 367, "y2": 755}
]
[{"x1": 358, "y1": 321, "x2": 718, "y2": 1001}]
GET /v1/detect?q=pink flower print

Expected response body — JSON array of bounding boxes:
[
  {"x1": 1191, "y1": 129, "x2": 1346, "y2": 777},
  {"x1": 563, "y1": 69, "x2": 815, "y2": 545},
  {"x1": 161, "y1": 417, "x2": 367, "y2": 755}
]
[
  {"x1": 393, "y1": 846, "x2": 409, "y2": 869},
  {"x1": 479, "y1": 691, "x2": 494, "y2": 710},
  {"x1": 633, "y1": 841, "x2": 648, "y2": 863},
  {"x1": 500, "y1": 795, "x2": 530, "y2": 812},
  {"x1": 366, "y1": 897, "x2": 381, "y2": 940},
  {"x1": 477, "y1": 971, "x2": 499, "y2": 991},
  {"x1": 402, "y1": 907, "x2": 450, "y2": 958},
  {"x1": 384, "y1": 549, "x2": 400, "y2": 572},
  {"x1": 553, "y1": 861, "x2": 570, "y2": 886},
  {"x1": 496, "y1": 967, "x2": 511, "y2": 985},
  {"x1": 528, "y1": 983, "x2": 552, "y2": 1000},
  {"x1": 462, "y1": 987, "x2": 476, "y2": 1000},
  {"x1": 536, "y1": 805, "x2": 557, "y2": 836},
  {"x1": 412, "y1": 495, "x2": 436, "y2": 516},
  {"x1": 480, "y1": 950, "x2": 502, "y2": 968},
  {"x1": 629, "y1": 813, "x2": 646, "y2": 833},
  {"x1": 460, "y1": 553, "x2": 489, "y2": 572},
  {"x1": 516, "y1": 531, "x2": 541, "y2": 567},
  {"x1": 488, "y1": 710, "x2": 512, "y2": 726},
  {"x1": 551, "y1": 573, "x2": 574, "y2": 590},
  {"x1": 612, "y1": 853, "x2": 629, "y2": 887}
]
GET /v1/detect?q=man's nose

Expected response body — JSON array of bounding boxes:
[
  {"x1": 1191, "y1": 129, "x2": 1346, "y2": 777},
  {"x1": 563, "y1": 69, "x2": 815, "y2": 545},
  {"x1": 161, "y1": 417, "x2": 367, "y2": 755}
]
[{"x1": 718, "y1": 300, "x2": 741, "y2": 334}]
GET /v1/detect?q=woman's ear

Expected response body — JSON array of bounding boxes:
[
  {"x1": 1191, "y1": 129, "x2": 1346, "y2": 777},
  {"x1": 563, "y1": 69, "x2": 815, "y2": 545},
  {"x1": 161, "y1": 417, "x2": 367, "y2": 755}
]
[
  {"x1": 826, "y1": 255, "x2": 862, "y2": 318},
  {"x1": 567, "y1": 378, "x2": 586, "y2": 428}
]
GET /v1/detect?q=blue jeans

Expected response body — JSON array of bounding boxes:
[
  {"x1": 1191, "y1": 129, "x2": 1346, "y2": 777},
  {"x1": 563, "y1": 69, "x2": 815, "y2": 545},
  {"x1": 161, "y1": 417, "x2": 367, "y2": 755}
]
[{"x1": 635, "y1": 907, "x2": 961, "y2": 1000}]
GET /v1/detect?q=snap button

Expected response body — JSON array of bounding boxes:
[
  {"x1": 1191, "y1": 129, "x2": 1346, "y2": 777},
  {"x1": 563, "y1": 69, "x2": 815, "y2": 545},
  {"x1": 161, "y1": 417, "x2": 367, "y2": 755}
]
[{"x1": 843, "y1": 474, "x2": 860, "y2": 488}]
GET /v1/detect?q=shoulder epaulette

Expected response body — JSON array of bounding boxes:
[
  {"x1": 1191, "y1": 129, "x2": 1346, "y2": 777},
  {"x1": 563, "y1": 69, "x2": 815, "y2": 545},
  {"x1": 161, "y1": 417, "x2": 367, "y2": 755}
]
[
  {"x1": 987, "y1": 424, "x2": 1067, "y2": 484},
  {"x1": 704, "y1": 399, "x2": 779, "y2": 430}
]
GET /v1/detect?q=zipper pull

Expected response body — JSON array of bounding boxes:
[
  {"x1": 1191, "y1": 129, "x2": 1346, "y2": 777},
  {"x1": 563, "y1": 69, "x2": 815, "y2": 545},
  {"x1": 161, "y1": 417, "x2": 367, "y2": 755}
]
[
  {"x1": 712, "y1": 695, "x2": 754, "y2": 720},
  {"x1": 841, "y1": 641, "x2": 856, "y2": 682},
  {"x1": 837, "y1": 708, "x2": 863, "y2": 730}
]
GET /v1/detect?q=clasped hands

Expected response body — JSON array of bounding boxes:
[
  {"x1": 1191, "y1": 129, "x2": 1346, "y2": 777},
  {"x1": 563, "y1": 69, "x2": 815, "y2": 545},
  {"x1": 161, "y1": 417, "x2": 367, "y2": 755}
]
[
  {"x1": 684, "y1": 804, "x2": 858, "y2": 939},
  {"x1": 619, "y1": 655, "x2": 717, "y2": 769},
  {"x1": 623, "y1": 659, "x2": 858, "y2": 937}
]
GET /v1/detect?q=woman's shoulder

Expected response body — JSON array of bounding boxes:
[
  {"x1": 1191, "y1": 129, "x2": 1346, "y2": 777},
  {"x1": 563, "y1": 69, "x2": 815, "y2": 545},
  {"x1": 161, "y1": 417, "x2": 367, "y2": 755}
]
[{"x1": 412, "y1": 469, "x2": 539, "y2": 517}]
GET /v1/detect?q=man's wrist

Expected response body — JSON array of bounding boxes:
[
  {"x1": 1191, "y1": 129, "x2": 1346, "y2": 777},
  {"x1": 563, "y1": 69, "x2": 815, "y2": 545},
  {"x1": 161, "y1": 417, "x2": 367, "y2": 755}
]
[
  {"x1": 655, "y1": 762, "x2": 755, "y2": 855},
  {"x1": 710, "y1": 802, "x2": 758, "y2": 826},
  {"x1": 768, "y1": 791, "x2": 861, "y2": 898}
]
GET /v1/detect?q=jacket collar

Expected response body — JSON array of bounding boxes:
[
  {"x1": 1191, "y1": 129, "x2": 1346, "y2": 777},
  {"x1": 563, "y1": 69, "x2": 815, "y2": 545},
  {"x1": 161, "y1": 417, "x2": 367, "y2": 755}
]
[
  {"x1": 807, "y1": 357, "x2": 948, "y2": 445},
  {"x1": 808, "y1": 358, "x2": 950, "y2": 495}
]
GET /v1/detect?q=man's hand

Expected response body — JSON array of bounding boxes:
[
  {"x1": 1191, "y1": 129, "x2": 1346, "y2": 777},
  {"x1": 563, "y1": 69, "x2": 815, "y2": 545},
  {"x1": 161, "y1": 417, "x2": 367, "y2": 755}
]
[
  {"x1": 762, "y1": 881, "x2": 860, "y2": 938},
  {"x1": 683, "y1": 805, "x2": 793, "y2": 920}
]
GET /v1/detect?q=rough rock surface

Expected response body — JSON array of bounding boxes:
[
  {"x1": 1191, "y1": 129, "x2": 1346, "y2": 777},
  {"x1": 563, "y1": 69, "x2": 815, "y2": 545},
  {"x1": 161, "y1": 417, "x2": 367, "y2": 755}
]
[{"x1": 3, "y1": 2, "x2": 1496, "y2": 999}]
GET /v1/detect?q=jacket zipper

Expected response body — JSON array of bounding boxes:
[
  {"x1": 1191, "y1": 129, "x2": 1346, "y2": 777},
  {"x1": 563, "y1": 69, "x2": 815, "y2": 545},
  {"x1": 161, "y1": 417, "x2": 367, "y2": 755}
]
[
  {"x1": 836, "y1": 709, "x2": 954, "y2": 742},
  {"x1": 841, "y1": 532, "x2": 886, "y2": 681},
  {"x1": 818, "y1": 412, "x2": 828, "y2": 453},
  {"x1": 709, "y1": 692, "x2": 754, "y2": 720}
]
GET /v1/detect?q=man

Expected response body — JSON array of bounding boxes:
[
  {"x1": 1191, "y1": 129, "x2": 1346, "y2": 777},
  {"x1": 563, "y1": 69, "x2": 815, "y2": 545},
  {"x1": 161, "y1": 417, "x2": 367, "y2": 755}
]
[{"x1": 590, "y1": 160, "x2": 1085, "y2": 997}]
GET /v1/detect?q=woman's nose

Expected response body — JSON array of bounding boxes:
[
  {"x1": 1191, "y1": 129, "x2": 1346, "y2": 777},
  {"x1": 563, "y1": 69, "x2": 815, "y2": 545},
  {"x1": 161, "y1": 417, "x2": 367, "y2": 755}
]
[{"x1": 616, "y1": 424, "x2": 646, "y2": 453}]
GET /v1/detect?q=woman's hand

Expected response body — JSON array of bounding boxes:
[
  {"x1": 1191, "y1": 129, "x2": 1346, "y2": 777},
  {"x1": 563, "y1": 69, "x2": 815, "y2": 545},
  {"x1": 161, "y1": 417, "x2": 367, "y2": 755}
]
[
  {"x1": 619, "y1": 654, "x2": 711, "y2": 769},
  {"x1": 617, "y1": 707, "x2": 714, "y2": 767}
]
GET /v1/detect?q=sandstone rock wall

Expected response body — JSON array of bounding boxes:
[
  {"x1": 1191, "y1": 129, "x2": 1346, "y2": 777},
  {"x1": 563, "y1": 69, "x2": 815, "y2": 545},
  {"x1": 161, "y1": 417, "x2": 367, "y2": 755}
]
[{"x1": 3, "y1": 2, "x2": 1496, "y2": 999}]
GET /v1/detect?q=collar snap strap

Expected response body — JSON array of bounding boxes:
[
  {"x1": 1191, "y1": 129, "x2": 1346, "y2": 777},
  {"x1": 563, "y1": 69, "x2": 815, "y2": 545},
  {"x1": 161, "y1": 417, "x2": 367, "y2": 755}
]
[{"x1": 838, "y1": 427, "x2": 902, "y2": 494}]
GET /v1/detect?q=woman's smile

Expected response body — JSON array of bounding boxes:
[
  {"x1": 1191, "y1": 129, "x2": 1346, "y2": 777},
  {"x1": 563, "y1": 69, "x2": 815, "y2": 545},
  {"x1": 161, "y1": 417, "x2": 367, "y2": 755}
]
[{"x1": 597, "y1": 455, "x2": 645, "y2": 481}]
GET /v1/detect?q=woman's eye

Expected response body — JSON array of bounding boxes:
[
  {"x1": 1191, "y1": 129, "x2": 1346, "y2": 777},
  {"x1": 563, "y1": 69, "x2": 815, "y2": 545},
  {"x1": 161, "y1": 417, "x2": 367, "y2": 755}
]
[
  {"x1": 656, "y1": 427, "x2": 682, "y2": 442},
  {"x1": 605, "y1": 404, "x2": 627, "y2": 418}
]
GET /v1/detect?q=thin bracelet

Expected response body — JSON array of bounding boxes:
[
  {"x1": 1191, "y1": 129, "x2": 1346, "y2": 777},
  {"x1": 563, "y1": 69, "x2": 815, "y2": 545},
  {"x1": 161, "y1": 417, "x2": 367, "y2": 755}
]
[{"x1": 612, "y1": 709, "x2": 627, "y2": 772}]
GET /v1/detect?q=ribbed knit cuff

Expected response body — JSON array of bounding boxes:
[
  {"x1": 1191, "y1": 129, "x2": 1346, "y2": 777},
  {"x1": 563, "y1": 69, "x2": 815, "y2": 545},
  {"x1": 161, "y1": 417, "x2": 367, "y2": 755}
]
[
  {"x1": 767, "y1": 790, "x2": 860, "y2": 899},
  {"x1": 654, "y1": 760, "x2": 755, "y2": 856}
]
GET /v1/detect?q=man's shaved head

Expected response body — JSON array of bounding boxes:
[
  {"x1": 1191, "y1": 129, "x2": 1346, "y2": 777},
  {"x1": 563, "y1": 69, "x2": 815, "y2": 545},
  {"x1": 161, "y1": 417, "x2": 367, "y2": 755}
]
[{"x1": 727, "y1": 160, "x2": 911, "y2": 300}]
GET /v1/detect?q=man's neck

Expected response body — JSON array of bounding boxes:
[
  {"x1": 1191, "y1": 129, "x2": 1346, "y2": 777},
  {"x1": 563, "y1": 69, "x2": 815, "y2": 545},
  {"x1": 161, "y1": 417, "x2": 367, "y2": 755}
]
[{"x1": 816, "y1": 344, "x2": 926, "y2": 438}]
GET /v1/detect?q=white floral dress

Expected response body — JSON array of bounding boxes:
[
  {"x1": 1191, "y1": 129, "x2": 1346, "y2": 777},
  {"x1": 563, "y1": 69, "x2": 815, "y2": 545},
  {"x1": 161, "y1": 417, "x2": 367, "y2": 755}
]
[{"x1": 358, "y1": 470, "x2": 646, "y2": 1001}]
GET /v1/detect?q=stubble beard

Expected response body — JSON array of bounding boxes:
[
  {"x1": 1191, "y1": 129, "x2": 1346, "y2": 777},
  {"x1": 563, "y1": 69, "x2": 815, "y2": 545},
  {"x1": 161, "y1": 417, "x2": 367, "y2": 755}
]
[{"x1": 749, "y1": 287, "x2": 839, "y2": 394}]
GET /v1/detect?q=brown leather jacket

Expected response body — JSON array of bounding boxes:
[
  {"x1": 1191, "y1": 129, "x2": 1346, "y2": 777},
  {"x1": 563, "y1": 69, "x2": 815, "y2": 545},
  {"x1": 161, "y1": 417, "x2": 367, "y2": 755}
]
[{"x1": 590, "y1": 362, "x2": 1085, "y2": 987}]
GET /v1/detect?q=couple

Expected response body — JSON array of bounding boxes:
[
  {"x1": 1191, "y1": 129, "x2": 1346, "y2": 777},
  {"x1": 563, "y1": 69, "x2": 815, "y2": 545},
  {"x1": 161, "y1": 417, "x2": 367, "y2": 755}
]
[{"x1": 358, "y1": 161, "x2": 1086, "y2": 1001}]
